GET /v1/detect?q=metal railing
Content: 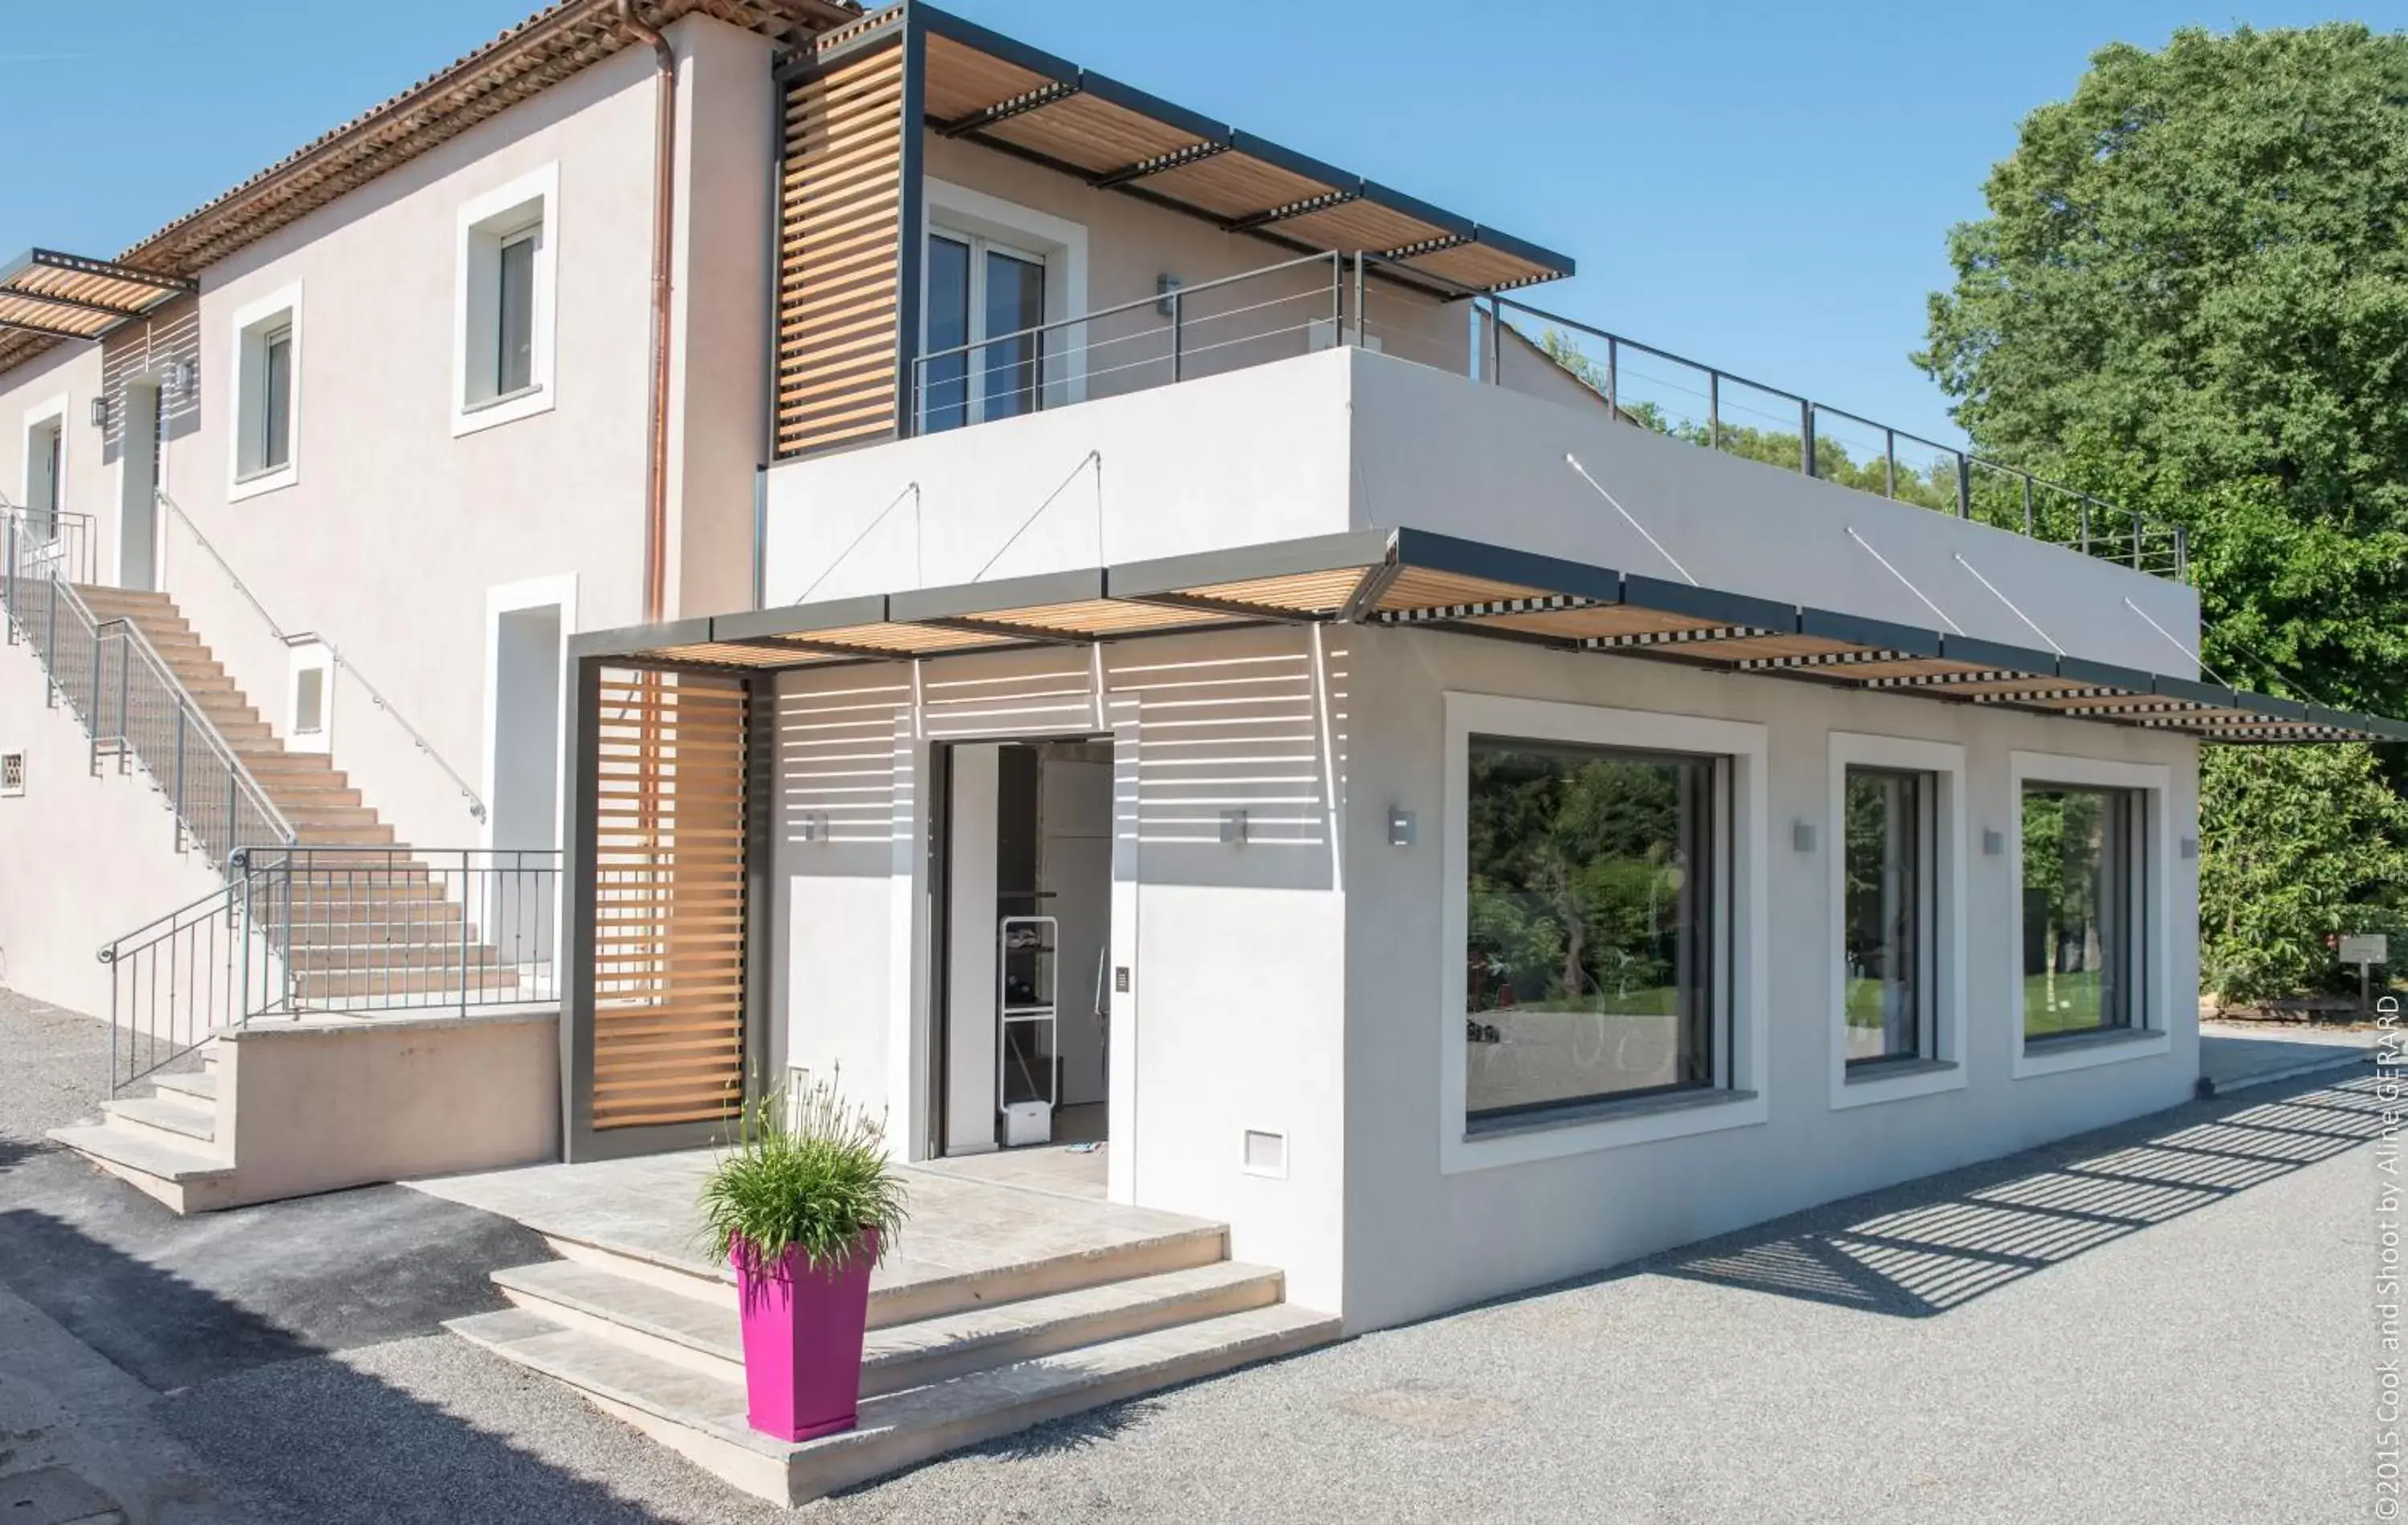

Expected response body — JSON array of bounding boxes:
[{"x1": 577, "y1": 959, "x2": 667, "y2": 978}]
[
  {"x1": 2, "y1": 508, "x2": 293, "y2": 868},
  {"x1": 0, "y1": 499, "x2": 96, "y2": 586},
  {"x1": 97, "y1": 846, "x2": 562, "y2": 1092},
  {"x1": 157, "y1": 488, "x2": 490, "y2": 823},
  {"x1": 1477, "y1": 291, "x2": 2189, "y2": 580},
  {"x1": 889, "y1": 248, "x2": 2186, "y2": 582}
]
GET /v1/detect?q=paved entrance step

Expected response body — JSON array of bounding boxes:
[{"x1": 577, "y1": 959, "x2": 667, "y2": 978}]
[{"x1": 447, "y1": 1299, "x2": 1336, "y2": 1506}]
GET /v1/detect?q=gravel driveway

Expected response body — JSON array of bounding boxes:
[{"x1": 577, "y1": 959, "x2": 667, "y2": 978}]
[{"x1": 0, "y1": 989, "x2": 2382, "y2": 1522}]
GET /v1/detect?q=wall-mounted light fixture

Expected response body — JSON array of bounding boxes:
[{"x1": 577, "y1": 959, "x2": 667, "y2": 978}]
[
  {"x1": 798, "y1": 809, "x2": 829, "y2": 843},
  {"x1": 168, "y1": 358, "x2": 197, "y2": 396},
  {"x1": 1983, "y1": 828, "x2": 2006, "y2": 857},
  {"x1": 1792, "y1": 820, "x2": 1817, "y2": 853},
  {"x1": 1219, "y1": 808, "x2": 1249, "y2": 844},
  {"x1": 88, "y1": 396, "x2": 108, "y2": 429},
  {"x1": 2180, "y1": 836, "x2": 2199, "y2": 860},
  {"x1": 1157, "y1": 274, "x2": 1183, "y2": 319},
  {"x1": 1387, "y1": 807, "x2": 1417, "y2": 848}
]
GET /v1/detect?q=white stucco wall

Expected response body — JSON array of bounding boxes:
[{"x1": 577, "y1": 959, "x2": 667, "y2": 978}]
[
  {"x1": 134, "y1": 14, "x2": 772, "y2": 860},
  {"x1": 1335, "y1": 624, "x2": 2201, "y2": 1330},
  {"x1": 0, "y1": 344, "x2": 111, "y2": 579},
  {"x1": 0, "y1": 639, "x2": 224, "y2": 1013},
  {"x1": 763, "y1": 347, "x2": 2199, "y2": 672},
  {"x1": 771, "y1": 624, "x2": 1353, "y2": 1312}
]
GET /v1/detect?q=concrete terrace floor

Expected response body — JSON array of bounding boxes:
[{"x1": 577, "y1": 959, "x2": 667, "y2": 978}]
[{"x1": 0, "y1": 986, "x2": 2386, "y2": 1523}]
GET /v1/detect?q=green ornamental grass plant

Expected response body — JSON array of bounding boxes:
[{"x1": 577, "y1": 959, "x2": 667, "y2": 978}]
[{"x1": 699, "y1": 1076, "x2": 908, "y2": 1275}]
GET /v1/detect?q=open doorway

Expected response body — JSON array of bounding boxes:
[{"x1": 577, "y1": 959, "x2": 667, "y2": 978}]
[{"x1": 936, "y1": 738, "x2": 1113, "y2": 1170}]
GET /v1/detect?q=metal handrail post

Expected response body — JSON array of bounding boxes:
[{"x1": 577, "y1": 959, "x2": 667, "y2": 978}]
[
  {"x1": 1169, "y1": 288, "x2": 1182, "y2": 382},
  {"x1": 2132, "y1": 513, "x2": 2143, "y2": 570},
  {"x1": 115, "y1": 627, "x2": 131, "y2": 772},
  {"x1": 2024, "y1": 476, "x2": 2035, "y2": 535},
  {"x1": 2081, "y1": 500, "x2": 2092, "y2": 554},
  {"x1": 1955, "y1": 455, "x2": 1971, "y2": 518},
  {"x1": 1605, "y1": 335, "x2": 1618, "y2": 417},
  {"x1": 458, "y1": 848, "x2": 473, "y2": 1019},
  {"x1": 1708, "y1": 372, "x2": 1720, "y2": 450},
  {"x1": 2176, "y1": 525, "x2": 2189, "y2": 580},
  {"x1": 1800, "y1": 401, "x2": 1816, "y2": 477},
  {"x1": 1352, "y1": 253, "x2": 1366, "y2": 346}
]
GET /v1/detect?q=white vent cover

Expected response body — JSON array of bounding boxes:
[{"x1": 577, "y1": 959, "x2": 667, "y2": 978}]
[
  {"x1": 0, "y1": 752, "x2": 23, "y2": 797},
  {"x1": 1242, "y1": 1128, "x2": 1287, "y2": 1178}
]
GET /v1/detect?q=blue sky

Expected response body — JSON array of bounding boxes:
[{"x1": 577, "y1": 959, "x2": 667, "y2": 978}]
[{"x1": 2, "y1": 0, "x2": 2382, "y2": 444}]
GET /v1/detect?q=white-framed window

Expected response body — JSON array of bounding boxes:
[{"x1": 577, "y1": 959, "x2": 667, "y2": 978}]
[
  {"x1": 453, "y1": 164, "x2": 559, "y2": 437},
  {"x1": 1440, "y1": 693, "x2": 1768, "y2": 1174},
  {"x1": 917, "y1": 179, "x2": 1086, "y2": 431},
  {"x1": 227, "y1": 282, "x2": 303, "y2": 500},
  {"x1": 1826, "y1": 732, "x2": 1967, "y2": 1111},
  {"x1": 287, "y1": 644, "x2": 333, "y2": 754},
  {"x1": 20, "y1": 392, "x2": 67, "y2": 539},
  {"x1": 2007, "y1": 750, "x2": 2173, "y2": 1080}
]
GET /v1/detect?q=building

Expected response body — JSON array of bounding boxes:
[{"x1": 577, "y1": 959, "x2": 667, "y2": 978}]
[{"x1": 4, "y1": 0, "x2": 2398, "y2": 1503}]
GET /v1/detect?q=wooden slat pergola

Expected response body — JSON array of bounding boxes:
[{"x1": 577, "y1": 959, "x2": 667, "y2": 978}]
[
  {"x1": 0, "y1": 250, "x2": 192, "y2": 343},
  {"x1": 557, "y1": 527, "x2": 2405, "y2": 1157}
]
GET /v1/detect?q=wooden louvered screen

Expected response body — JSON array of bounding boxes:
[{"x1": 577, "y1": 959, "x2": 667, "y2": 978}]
[
  {"x1": 590, "y1": 669, "x2": 750, "y2": 1130},
  {"x1": 776, "y1": 39, "x2": 908, "y2": 458}
]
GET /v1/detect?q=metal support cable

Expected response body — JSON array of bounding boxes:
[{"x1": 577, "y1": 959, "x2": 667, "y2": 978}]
[
  {"x1": 1564, "y1": 453, "x2": 1697, "y2": 586},
  {"x1": 1845, "y1": 528, "x2": 1964, "y2": 635}
]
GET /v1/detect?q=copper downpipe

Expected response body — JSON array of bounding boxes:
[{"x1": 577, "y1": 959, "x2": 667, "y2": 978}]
[{"x1": 616, "y1": 0, "x2": 676, "y2": 624}]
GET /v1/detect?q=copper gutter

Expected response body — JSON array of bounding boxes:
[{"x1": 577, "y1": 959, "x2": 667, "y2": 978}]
[{"x1": 618, "y1": 0, "x2": 677, "y2": 624}]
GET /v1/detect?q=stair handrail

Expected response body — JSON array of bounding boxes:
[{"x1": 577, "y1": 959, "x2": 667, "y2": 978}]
[
  {"x1": 106, "y1": 608, "x2": 299, "y2": 851},
  {"x1": 1, "y1": 513, "x2": 293, "y2": 864},
  {"x1": 156, "y1": 487, "x2": 490, "y2": 824}
]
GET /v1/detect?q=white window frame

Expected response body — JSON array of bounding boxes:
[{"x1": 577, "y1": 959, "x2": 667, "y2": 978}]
[
  {"x1": 1439, "y1": 693, "x2": 1769, "y2": 1174},
  {"x1": 226, "y1": 281, "x2": 303, "y2": 501},
  {"x1": 481, "y1": 572, "x2": 580, "y2": 852},
  {"x1": 918, "y1": 178, "x2": 1087, "y2": 428},
  {"x1": 1826, "y1": 732, "x2": 1967, "y2": 1111},
  {"x1": 2007, "y1": 750, "x2": 2172, "y2": 1080},
  {"x1": 20, "y1": 392, "x2": 68, "y2": 531},
  {"x1": 452, "y1": 163, "x2": 559, "y2": 437}
]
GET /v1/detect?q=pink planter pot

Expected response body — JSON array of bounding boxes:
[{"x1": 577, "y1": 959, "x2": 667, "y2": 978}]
[{"x1": 732, "y1": 1229, "x2": 879, "y2": 1442}]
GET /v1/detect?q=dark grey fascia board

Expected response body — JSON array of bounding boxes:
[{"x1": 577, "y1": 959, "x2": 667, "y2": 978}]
[
  {"x1": 909, "y1": 3, "x2": 1080, "y2": 85},
  {"x1": 1468, "y1": 225, "x2": 1577, "y2": 280},
  {"x1": 1393, "y1": 527, "x2": 1623, "y2": 607},
  {"x1": 1226, "y1": 131, "x2": 1355, "y2": 196},
  {"x1": 889, "y1": 567, "x2": 1107, "y2": 624},
  {"x1": 1360, "y1": 182, "x2": 1474, "y2": 240},
  {"x1": 2151, "y1": 674, "x2": 2238, "y2": 708},
  {"x1": 1938, "y1": 633, "x2": 2056, "y2": 676},
  {"x1": 1619, "y1": 574, "x2": 1795, "y2": 636},
  {"x1": 2230, "y1": 690, "x2": 2311, "y2": 722},
  {"x1": 7, "y1": 248, "x2": 194, "y2": 295},
  {"x1": 712, "y1": 594, "x2": 892, "y2": 645},
  {"x1": 1797, "y1": 608, "x2": 1944, "y2": 659},
  {"x1": 2334, "y1": 709, "x2": 2408, "y2": 742},
  {"x1": 1108, "y1": 529, "x2": 1398, "y2": 602},
  {"x1": 568, "y1": 616, "x2": 714, "y2": 661},
  {"x1": 2055, "y1": 654, "x2": 2158, "y2": 694}
]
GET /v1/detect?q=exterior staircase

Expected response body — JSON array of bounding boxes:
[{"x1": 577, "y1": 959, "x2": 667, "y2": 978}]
[
  {"x1": 47, "y1": 1056, "x2": 240, "y2": 1214},
  {"x1": 446, "y1": 1192, "x2": 1339, "y2": 1505},
  {"x1": 75, "y1": 585, "x2": 393, "y2": 849}
]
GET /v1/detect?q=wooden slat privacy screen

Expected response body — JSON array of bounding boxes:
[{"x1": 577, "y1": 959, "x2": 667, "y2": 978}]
[
  {"x1": 590, "y1": 668, "x2": 750, "y2": 1130},
  {"x1": 775, "y1": 39, "x2": 908, "y2": 458}
]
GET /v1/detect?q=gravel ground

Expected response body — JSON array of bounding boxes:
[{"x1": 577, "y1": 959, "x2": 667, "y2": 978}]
[{"x1": 1, "y1": 990, "x2": 2384, "y2": 1522}]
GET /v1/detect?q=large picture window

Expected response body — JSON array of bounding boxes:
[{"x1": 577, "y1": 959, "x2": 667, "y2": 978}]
[
  {"x1": 1465, "y1": 737, "x2": 1718, "y2": 1119},
  {"x1": 921, "y1": 229, "x2": 1047, "y2": 432},
  {"x1": 2020, "y1": 783, "x2": 2139, "y2": 1037},
  {"x1": 1842, "y1": 767, "x2": 1931, "y2": 1066}
]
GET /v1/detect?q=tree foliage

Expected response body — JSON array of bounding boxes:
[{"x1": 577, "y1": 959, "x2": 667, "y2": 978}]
[{"x1": 1917, "y1": 24, "x2": 2408, "y2": 998}]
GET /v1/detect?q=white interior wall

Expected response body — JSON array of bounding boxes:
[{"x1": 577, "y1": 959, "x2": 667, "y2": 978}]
[{"x1": 944, "y1": 742, "x2": 1001, "y2": 1153}]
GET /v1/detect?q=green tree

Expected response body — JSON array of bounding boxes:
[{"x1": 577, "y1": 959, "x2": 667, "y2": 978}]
[{"x1": 1916, "y1": 24, "x2": 2408, "y2": 1000}]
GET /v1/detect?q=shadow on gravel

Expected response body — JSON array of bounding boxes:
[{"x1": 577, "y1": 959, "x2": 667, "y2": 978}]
[
  {"x1": 969, "y1": 1397, "x2": 1165, "y2": 1462},
  {"x1": 0, "y1": 1206, "x2": 678, "y2": 1524},
  {"x1": 1654, "y1": 1068, "x2": 2388, "y2": 1317},
  {"x1": 0, "y1": 1136, "x2": 45, "y2": 1174}
]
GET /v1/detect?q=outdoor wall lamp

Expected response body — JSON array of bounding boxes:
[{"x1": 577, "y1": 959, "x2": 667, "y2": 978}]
[
  {"x1": 88, "y1": 396, "x2": 108, "y2": 429},
  {"x1": 1983, "y1": 828, "x2": 2007, "y2": 857},
  {"x1": 1792, "y1": 820, "x2": 1817, "y2": 853},
  {"x1": 168, "y1": 358, "x2": 197, "y2": 396},
  {"x1": 1220, "y1": 808, "x2": 1248, "y2": 844},
  {"x1": 1387, "y1": 807, "x2": 1417, "y2": 848},
  {"x1": 798, "y1": 809, "x2": 828, "y2": 843}
]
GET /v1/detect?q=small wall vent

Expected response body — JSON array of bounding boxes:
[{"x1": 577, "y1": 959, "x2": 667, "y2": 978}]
[
  {"x1": 1, "y1": 752, "x2": 22, "y2": 798},
  {"x1": 1242, "y1": 1128, "x2": 1287, "y2": 1178}
]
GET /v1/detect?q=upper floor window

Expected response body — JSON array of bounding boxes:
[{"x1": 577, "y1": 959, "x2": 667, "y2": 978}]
[
  {"x1": 454, "y1": 164, "x2": 558, "y2": 436},
  {"x1": 228, "y1": 282, "x2": 303, "y2": 500},
  {"x1": 921, "y1": 229, "x2": 1047, "y2": 432},
  {"x1": 913, "y1": 181, "x2": 1087, "y2": 434}
]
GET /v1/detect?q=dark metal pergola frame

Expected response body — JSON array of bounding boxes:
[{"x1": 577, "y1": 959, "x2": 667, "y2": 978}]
[{"x1": 555, "y1": 527, "x2": 2403, "y2": 1157}]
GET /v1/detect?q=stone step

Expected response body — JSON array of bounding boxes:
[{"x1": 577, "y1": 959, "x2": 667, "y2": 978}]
[
  {"x1": 294, "y1": 966, "x2": 527, "y2": 998},
  {"x1": 445, "y1": 1299, "x2": 1340, "y2": 1507},
  {"x1": 100, "y1": 1092, "x2": 218, "y2": 1149},
  {"x1": 493, "y1": 1255, "x2": 1287, "y2": 1398},
  {"x1": 539, "y1": 1214, "x2": 1232, "y2": 1330},
  {"x1": 46, "y1": 1122, "x2": 240, "y2": 1214},
  {"x1": 151, "y1": 1070, "x2": 218, "y2": 1104}
]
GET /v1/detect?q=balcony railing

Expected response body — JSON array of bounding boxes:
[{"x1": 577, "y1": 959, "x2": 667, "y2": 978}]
[{"x1": 895, "y1": 250, "x2": 2186, "y2": 582}]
